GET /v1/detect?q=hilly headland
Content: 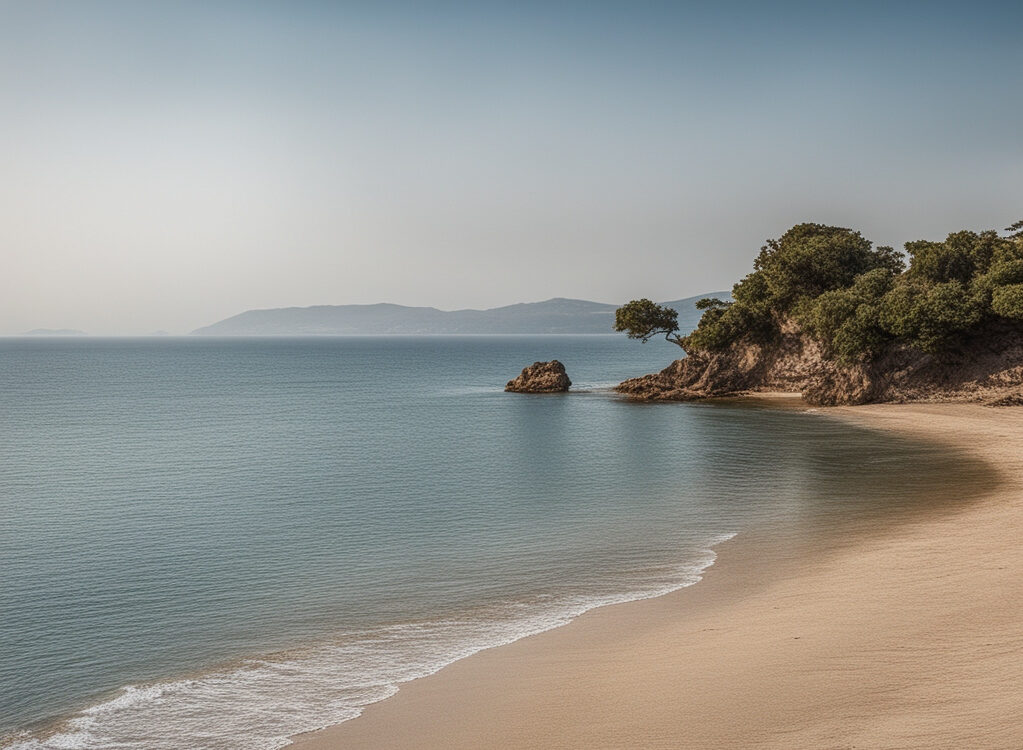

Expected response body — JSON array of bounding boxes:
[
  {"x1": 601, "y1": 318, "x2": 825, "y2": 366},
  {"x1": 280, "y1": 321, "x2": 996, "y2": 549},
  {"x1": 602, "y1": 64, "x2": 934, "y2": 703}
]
[{"x1": 615, "y1": 221, "x2": 1023, "y2": 405}]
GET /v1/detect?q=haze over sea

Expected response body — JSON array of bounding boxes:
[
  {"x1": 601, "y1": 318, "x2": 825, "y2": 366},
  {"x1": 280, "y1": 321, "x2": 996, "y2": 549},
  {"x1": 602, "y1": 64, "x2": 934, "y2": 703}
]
[{"x1": 0, "y1": 336, "x2": 985, "y2": 750}]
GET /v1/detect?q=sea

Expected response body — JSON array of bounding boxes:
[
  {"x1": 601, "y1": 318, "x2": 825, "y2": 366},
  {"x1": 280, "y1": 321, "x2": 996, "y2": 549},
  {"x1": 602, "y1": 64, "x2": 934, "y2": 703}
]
[{"x1": 0, "y1": 336, "x2": 989, "y2": 749}]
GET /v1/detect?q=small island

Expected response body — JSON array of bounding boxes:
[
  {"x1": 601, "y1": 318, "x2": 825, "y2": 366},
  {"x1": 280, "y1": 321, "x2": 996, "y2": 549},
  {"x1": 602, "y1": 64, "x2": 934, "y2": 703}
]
[{"x1": 505, "y1": 360, "x2": 572, "y2": 393}]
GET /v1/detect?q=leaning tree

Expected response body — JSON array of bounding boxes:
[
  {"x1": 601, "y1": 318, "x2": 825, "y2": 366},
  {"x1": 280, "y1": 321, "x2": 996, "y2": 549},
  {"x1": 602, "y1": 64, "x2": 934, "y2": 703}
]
[{"x1": 613, "y1": 299, "x2": 683, "y2": 346}]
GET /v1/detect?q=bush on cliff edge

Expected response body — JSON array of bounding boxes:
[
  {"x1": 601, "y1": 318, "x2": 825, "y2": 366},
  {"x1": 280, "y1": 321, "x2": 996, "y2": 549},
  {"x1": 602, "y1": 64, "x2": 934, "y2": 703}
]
[{"x1": 626, "y1": 220, "x2": 1023, "y2": 364}]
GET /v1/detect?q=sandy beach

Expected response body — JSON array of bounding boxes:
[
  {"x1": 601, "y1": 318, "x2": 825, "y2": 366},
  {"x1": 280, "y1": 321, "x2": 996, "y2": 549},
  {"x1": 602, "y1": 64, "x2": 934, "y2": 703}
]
[{"x1": 292, "y1": 401, "x2": 1023, "y2": 750}]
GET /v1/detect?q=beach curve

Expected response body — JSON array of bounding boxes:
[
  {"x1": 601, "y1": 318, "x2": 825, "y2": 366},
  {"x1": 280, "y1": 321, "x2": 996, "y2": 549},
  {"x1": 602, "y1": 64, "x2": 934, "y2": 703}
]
[{"x1": 290, "y1": 401, "x2": 1023, "y2": 750}]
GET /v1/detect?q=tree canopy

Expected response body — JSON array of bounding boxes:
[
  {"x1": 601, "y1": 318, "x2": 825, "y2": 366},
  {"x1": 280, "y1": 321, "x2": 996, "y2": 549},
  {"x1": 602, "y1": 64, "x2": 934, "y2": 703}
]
[
  {"x1": 613, "y1": 299, "x2": 681, "y2": 344},
  {"x1": 616, "y1": 220, "x2": 1023, "y2": 362}
]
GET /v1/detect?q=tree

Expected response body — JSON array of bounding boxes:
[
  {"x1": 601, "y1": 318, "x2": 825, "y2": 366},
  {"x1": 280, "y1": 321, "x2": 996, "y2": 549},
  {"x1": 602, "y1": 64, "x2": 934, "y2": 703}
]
[
  {"x1": 629, "y1": 221, "x2": 1021, "y2": 364},
  {"x1": 751, "y1": 224, "x2": 900, "y2": 307},
  {"x1": 614, "y1": 299, "x2": 682, "y2": 346},
  {"x1": 681, "y1": 224, "x2": 903, "y2": 354},
  {"x1": 695, "y1": 297, "x2": 730, "y2": 310}
]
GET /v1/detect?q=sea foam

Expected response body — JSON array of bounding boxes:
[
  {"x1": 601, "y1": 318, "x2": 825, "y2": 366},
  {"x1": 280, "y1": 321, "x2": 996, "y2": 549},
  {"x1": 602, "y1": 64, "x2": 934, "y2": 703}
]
[{"x1": 3, "y1": 536, "x2": 733, "y2": 750}]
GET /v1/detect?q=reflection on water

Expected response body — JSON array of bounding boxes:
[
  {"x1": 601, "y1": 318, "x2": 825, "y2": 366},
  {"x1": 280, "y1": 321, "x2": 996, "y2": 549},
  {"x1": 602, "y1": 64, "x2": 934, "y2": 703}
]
[{"x1": 0, "y1": 336, "x2": 995, "y2": 749}]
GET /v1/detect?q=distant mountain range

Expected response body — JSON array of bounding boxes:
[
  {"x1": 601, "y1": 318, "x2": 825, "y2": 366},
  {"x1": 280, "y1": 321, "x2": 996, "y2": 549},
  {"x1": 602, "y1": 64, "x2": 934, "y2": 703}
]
[
  {"x1": 24, "y1": 328, "x2": 87, "y2": 336},
  {"x1": 191, "y1": 294, "x2": 731, "y2": 336}
]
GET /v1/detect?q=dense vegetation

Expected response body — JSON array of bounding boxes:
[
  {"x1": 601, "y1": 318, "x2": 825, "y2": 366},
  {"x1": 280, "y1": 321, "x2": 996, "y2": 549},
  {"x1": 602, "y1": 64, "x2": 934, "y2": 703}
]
[{"x1": 616, "y1": 221, "x2": 1023, "y2": 363}]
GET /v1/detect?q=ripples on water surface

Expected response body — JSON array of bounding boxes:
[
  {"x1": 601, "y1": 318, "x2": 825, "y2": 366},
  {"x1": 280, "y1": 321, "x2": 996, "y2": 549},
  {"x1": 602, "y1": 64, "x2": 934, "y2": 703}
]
[{"x1": 0, "y1": 336, "x2": 991, "y2": 749}]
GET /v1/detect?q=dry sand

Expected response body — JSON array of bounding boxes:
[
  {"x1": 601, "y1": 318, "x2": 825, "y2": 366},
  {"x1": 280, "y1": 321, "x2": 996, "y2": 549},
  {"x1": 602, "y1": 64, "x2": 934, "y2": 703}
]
[{"x1": 291, "y1": 402, "x2": 1023, "y2": 749}]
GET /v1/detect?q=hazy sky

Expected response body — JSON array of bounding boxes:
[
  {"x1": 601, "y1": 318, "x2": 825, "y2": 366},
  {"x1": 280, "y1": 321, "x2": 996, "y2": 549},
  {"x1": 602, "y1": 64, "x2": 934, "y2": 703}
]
[{"x1": 2, "y1": 1, "x2": 1021, "y2": 334}]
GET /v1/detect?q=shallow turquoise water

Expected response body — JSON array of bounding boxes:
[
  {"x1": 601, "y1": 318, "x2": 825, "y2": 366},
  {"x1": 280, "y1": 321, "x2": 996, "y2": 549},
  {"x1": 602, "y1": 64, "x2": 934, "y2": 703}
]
[{"x1": 0, "y1": 336, "x2": 985, "y2": 749}]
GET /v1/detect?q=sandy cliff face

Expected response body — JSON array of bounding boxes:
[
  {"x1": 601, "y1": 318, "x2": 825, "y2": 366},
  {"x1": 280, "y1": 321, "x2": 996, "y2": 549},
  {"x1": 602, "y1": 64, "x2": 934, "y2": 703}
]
[{"x1": 616, "y1": 320, "x2": 1023, "y2": 406}]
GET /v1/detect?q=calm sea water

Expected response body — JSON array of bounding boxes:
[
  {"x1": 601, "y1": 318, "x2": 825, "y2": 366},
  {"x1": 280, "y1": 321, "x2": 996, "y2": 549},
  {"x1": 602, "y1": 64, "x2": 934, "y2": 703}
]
[{"x1": 0, "y1": 336, "x2": 988, "y2": 749}]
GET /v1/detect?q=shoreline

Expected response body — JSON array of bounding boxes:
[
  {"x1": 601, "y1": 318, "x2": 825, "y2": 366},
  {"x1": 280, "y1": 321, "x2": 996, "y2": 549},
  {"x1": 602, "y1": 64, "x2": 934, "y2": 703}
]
[{"x1": 291, "y1": 400, "x2": 1023, "y2": 749}]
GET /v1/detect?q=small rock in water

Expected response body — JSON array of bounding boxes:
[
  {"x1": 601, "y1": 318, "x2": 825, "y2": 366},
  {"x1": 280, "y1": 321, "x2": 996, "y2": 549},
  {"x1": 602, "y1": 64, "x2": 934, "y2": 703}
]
[{"x1": 505, "y1": 360, "x2": 571, "y2": 393}]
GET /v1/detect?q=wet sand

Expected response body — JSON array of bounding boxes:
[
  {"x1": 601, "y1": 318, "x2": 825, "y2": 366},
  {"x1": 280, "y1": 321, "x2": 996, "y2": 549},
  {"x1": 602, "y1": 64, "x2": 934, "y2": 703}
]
[{"x1": 291, "y1": 402, "x2": 1023, "y2": 749}]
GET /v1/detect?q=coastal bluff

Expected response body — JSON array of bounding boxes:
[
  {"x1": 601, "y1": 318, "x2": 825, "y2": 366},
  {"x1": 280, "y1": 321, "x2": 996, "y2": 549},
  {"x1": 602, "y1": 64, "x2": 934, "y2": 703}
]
[
  {"x1": 616, "y1": 319, "x2": 1023, "y2": 406},
  {"x1": 614, "y1": 222, "x2": 1023, "y2": 407},
  {"x1": 505, "y1": 361, "x2": 571, "y2": 393}
]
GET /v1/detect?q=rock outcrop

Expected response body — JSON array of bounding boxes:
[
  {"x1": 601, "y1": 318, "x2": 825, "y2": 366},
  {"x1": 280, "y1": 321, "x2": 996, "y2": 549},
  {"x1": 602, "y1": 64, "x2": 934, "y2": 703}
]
[
  {"x1": 506, "y1": 360, "x2": 572, "y2": 393},
  {"x1": 616, "y1": 319, "x2": 1023, "y2": 406}
]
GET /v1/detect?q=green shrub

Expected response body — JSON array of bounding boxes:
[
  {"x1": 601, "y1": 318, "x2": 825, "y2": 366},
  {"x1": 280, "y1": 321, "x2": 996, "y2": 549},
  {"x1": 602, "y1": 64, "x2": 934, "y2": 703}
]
[
  {"x1": 877, "y1": 279, "x2": 925, "y2": 340},
  {"x1": 617, "y1": 220, "x2": 1023, "y2": 360},
  {"x1": 914, "y1": 281, "x2": 983, "y2": 352},
  {"x1": 877, "y1": 279, "x2": 982, "y2": 353},
  {"x1": 683, "y1": 300, "x2": 775, "y2": 351},
  {"x1": 800, "y1": 268, "x2": 894, "y2": 361},
  {"x1": 992, "y1": 284, "x2": 1023, "y2": 320}
]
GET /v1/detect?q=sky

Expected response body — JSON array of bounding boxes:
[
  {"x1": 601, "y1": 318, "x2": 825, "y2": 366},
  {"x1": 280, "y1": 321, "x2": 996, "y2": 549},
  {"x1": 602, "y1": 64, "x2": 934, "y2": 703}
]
[{"x1": 2, "y1": 1, "x2": 1022, "y2": 334}]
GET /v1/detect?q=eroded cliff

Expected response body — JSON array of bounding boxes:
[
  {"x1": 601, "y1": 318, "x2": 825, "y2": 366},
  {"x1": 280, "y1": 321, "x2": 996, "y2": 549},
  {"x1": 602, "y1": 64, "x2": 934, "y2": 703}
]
[{"x1": 616, "y1": 320, "x2": 1023, "y2": 406}]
